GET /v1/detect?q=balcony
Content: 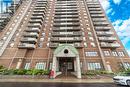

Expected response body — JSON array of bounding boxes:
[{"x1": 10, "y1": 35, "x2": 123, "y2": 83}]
[
  {"x1": 55, "y1": 9, "x2": 78, "y2": 12},
  {"x1": 18, "y1": 43, "x2": 36, "y2": 49},
  {"x1": 25, "y1": 28, "x2": 40, "y2": 33},
  {"x1": 23, "y1": 32, "x2": 39, "y2": 38},
  {"x1": 33, "y1": 9, "x2": 46, "y2": 13},
  {"x1": 93, "y1": 22, "x2": 109, "y2": 26},
  {"x1": 31, "y1": 15, "x2": 44, "y2": 21},
  {"x1": 51, "y1": 31, "x2": 82, "y2": 36},
  {"x1": 88, "y1": 8, "x2": 101, "y2": 11},
  {"x1": 53, "y1": 22, "x2": 80, "y2": 27},
  {"x1": 54, "y1": 15, "x2": 79, "y2": 18},
  {"x1": 32, "y1": 13, "x2": 45, "y2": 18},
  {"x1": 89, "y1": 11, "x2": 103, "y2": 14},
  {"x1": 29, "y1": 19, "x2": 43, "y2": 24},
  {"x1": 100, "y1": 42, "x2": 120, "y2": 48},
  {"x1": 28, "y1": 23, "x2": 42, "y2": 28},
  {"x1": 50, "y1": 37, "x2": 83, "y2": 42},
  {"x1": 87, "y1": 3, "x2": 99, "y2": 5},
  {"x1": 98, "y1": 37, "x2": 117, "y2": 42},
  {"x1": 91, "y1": 14, "x2": 104, "y2": 18},
  {"x1": 21, "y1": 38, "x2": 37, "y2": 43},
  {"x1": 95, "y1": 26, "x2": 111, "y2": 31},
  {"x1": 96, "y1": 31, "x2": 114, "y2": 36},
  {"x1": 87, "y1": 5, "x2": 100, "y2": 8},
  {"x1": 92, "y1": 18, "x2": 106, "y2": 22},
  {"x1": 49, "y1": 43, "x2": 83, "y2": 48},
  {"x1": 53, "y1": 27, "x2": 80, "y2": 31},
  {"x1": 54, "y1": 19, "x2": 79, "y2": 22}
]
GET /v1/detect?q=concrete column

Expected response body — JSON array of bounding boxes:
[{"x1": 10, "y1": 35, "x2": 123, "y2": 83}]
[
  {"x1": 76, "y1": 55, "x2": 81, "y2": 79},
  {"x1": 16, "y1": 59, "x2": 22, "y2": 69},
  {"x1": 52, "y1": 56, "x2": 57, "y2": 78}
]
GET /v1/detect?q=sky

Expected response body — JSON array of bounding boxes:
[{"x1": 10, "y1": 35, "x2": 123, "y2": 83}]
[
  {"x1": 99, "y1": 0, "x2": 130, "y2": 56},
  {"x1": 0, "y1": 0, "x2": 130, "y2": 55}
]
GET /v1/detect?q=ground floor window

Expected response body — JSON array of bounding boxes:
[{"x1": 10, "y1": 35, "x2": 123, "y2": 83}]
[
  {"x1": 24, "y1": 63, "x2": 30, "y2": 70},
  {"x1": 87, "y1": 62, "x2": 101, "y2": 70},
  {"x1": 49, "y1": 62, "x2": 52, "y2": 70},
  {"x1": 35, "y1": 62, "x2": 46, "y2": 70},
  {"x1": 123, "y1": 62, "x2": 130, "y2": 69}
]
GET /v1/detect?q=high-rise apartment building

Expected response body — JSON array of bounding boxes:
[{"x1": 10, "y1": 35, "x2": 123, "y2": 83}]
[{"x1": 0, "y1": 0, "x2": 130, "y2": 78}]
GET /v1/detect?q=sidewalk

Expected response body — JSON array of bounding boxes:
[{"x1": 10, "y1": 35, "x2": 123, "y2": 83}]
[{"x1": 0, "y1": 78, "x2": 113, "y2": 83}]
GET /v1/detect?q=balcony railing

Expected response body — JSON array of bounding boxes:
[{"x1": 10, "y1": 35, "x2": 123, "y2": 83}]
[
  {"x1": 95, "y1": 26, "x2": 111, "y2": 31},
  {"x1": 93, "y1": 22, "x2": 109, "y2": 26},
  {"x1": 50, "y1": 37, "x2": 83, "y2": 42},
  {"x1": 92, "y1": 18, "x2": 106, "y2": 22},
  {"x1": 21, "y1": 38, "x2": 37, "y2": 43},
  {"x1": 28, "y1": 23, "x2": 42, "y2": 28},
  {"x1": 96, "y1": 31, "x2": 114, "y2": 36},
  {"x1": 87, "y1": 5, "x2": 100, "y2": 8},
  {"x1": 98, "y1": 37, "x2": 117, "y2": 42},
  {"x1": 18, "y1": 43, "x2": 36, "y2": 49},
  {"x1": 88, "y1": 8, "x2": 101, "y2": 11},
  {"x1": 53, "y1": 22, "x2": 80, "y2": 27},
  {"x1": 23, "y1": 32, "x2": 39, "y2": 37},
  {"x1": 91, "y1": 14, "x2": 104, "y2": 17},
  {"x1": 51, "y1": 31, "x2": 82, "y2": 36},
  {"x1": 100, "y1": 42, "x2": 120, "y2": 48},
  {"x1": 90, "y1": 11, "x2": 103, "y2": 14},
  {"x1": 25, "y1": 28, "x2": 40, "y2": 33},
  {"x1": 53, "y1": 27, "x2": 80, "y2": 31},
  {"x1": 49, "y1": 43, "x2": 83, "y2": 48}
]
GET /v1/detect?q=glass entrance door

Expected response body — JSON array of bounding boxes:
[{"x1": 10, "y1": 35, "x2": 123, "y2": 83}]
[{"x1": 59, "y1": 57, "x2": 74, "y2": 73}]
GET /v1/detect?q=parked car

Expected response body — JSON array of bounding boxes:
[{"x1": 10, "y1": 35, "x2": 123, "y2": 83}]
[{"x1": 113, "y1": 72, "x2": 130, "y2": 86}]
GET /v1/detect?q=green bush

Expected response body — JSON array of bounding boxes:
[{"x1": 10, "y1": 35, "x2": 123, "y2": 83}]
[
  {"x1": 13, "y1": 69, "x2": 27, "y2": 75},
  {"x1": 83, "y1": 70, "x2": 114, "y2": 76},
  {"x1": 0, "y1": 65, "x2": 50, "y2": 75},
  {"x1": 25, "y1": 69, "x2": 33, "y2": 75},
  {"x1": 43, "y1": 70, "x2": 50, "y2": 75}
]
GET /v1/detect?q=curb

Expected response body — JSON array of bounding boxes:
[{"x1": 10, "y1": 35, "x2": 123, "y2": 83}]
[{"x1": 0, "y1": 79, "x2": 114, "y2": 83}]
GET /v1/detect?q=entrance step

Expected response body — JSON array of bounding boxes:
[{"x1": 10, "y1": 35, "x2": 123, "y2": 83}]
[{"x1": 56, "y1": 72, "x2": 76, "y2": 79}]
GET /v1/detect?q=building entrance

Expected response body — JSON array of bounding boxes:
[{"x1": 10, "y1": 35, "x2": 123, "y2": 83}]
[{"x1": 59, "y1": 57, "x2": 74, "y2": 73}]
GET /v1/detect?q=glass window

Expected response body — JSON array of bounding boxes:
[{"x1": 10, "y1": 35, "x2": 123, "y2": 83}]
[
  {"x1": 89, "y1": 37, "x2": 94, "y2": 41},
  {"x1": 88, "y1": 63, "x2": 101, "y2": 70},
  {"x1": 35, "y1": 62, "x2": 46, "y2": 70},
  {"x1": 90, "y1": 42, "x2": 96, "y2": 47},
  {"x1": 84, "y1": 43, "x2": 87, "y2": 47},
  {"x1": 24, "y1": 63, "x2": 30, "y2": 70},
  {"x1": 123, "y1": 62, "x2": 130, "y2": 69},
  {"x1": 104, "y1": 51, "x2": 110, "y2": 56},
  {"x1": 118, "y1": 52, "x2": 125, "y2": 57},
  {"x1": 83, "y1": 37, "x2": 86, "y2": 41},
  {"x1": 85, "y1": 52, "x2": 98, "y2": 56},
  {"x1": 112, "y1": 51, "x2": 118, "y2": 56}
]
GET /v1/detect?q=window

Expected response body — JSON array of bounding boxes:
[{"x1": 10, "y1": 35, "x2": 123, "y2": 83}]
[
  {"x1": 49, "y1": 63, "x2": 52, "y2": 70},
  {"x1": 87, "y1": 28, "x2": 90, "y2": 30},
  {"x1": 112, "y1": 51, "x2": 118, "y2": 56},
  {"x1": 85, "y1": 52, "x2": 98, "y2": 56},
  {"x1": 90, "y1": 42, "x2": 96, "y2": 47},
  {"x1": 104, "y1": 51, "x2": 110, "y2": 56},
  {"x1": 118, "y1": 51, "x2": 125, "y2": 57},
  {"x1": 89, "y1": 37, "x2": 94, "y2": 41},
  {"x1": 122, "y1": 62, "x2": 130, "y2": 69},
  {"x1": 35, "y1": 62, "x2": 46, "y2": 70},
  {"x1": 84, "y1": 43, "x2": 87, "y2": 47},
  {"x1": 83, "y1": 37, "x2": 86, "y2": 41},
  {"x1": 24, "y1": 63, "x2": 30, "y2": 70},
  {"x1": 88, "y1": 63, "x2": 101, "y2": 70},
  {"x1": 88, "y1": 32, "x2": 92, "y2": 36}
]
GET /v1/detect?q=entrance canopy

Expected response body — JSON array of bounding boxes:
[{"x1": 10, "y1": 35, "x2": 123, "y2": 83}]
[{"x1": 54, "y1": 44, "x2": 79, "y2": 57}]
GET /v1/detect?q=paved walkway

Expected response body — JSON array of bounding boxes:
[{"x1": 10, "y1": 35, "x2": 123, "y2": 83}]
[{"x1": 0, "y1": 78, "x2": 113, "y2": 83}]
